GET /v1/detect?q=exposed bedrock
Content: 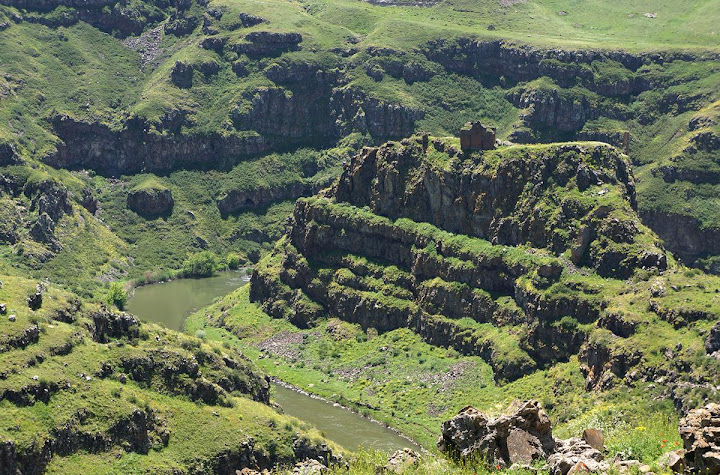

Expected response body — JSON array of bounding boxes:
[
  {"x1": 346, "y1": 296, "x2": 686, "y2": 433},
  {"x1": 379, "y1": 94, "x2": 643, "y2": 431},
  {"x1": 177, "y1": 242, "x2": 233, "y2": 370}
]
[
  {"x1": 333, "y1": 138, "x2": 664, "y2": 278},
  {"x1": 45, "y1": 85, "x2": 420, "y2": 176},
  {"x1": 421, "y1": 38, "x2": 696, "y2": 91},
  {"x1": 251, "y1": 137, "x2": 671, "y2": 383},
  {"x1": 641, "y1": 210, "x2": 720, "y2": 266},
  {"x1": 232, "y1": 86, "x2": 420, "y2": 142},
  {"x1": 0, "y1": 0, "x2": 175, "y2": 37},
  {"x1": 43, "y1": 114, "x2": 269, "y2": 176},
  {"x1": 126, "y1": 186, "x2": 174, "y2": 218}
]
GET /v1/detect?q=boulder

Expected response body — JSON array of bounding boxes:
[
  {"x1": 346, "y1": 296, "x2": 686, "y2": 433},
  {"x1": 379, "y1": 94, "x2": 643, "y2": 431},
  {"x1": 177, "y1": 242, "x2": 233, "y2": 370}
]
[
  {"x1": 581, "y1": 429, "x2": 604, "y2": 451},
  {"x1": 0, "y1": 303, "x2": 6, "y2": 315},
  {"x1": 667, "y1": 449, "x2": 685, "y2": 473},
  {"x1": 379, "y1": 448, "x2": 421, "y2": 473},
  {"x1": 547, "y1": 437, "x2": 607, "y2": 475},
  {"x1": 437, "y1": 400, "x2": 554, "y2": 466},
  {"x1": 27, "y1": 292, "x2": 43, "y2": 311},
  {"x1": 127, "y1": 186, "x2": 174, "y2": 218},
  {"x1": 679, "y1": 403, "x2": 720, "y2": 474}
]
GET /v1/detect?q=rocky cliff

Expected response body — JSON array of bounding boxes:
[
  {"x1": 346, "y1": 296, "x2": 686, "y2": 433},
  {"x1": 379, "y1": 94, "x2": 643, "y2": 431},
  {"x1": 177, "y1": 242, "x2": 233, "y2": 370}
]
[{"x1": 248, "y1": 134, "x2": 720, "y2": 392}]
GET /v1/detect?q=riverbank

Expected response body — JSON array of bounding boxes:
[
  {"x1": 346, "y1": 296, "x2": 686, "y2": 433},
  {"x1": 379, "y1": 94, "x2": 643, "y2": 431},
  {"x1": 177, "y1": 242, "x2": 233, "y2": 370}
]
[
  {"x1": 125, "y1": 274, "x2": 421, "y2": 452},
  {"x1": 271, "y1": 378, "x2": 423, "y2": 452}
]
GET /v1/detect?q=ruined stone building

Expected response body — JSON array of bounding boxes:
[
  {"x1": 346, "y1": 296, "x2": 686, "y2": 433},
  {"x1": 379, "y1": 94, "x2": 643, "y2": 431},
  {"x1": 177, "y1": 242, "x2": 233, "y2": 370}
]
[{"x1": 460, "y1": 122, "x2": 496, "y2": 151}]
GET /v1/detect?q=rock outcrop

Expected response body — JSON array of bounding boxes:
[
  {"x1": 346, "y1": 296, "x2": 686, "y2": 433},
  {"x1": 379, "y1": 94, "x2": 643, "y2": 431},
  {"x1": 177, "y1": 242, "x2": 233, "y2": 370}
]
[
  {"x1": 235, "y1": 31, "x2": 302, "y2": 56},
  {"x1": 251, "y1": 135, "x2": 671, "y2": 383},
  {"x1": 44, "y1": 85, "x2": 420, "y2": 176},
  {"x1": 437, "y1": 401, "x2": 621, "y2": 473},
  {"x1": 333, "y1": 137, "x2": 664, "y2": 278},
  {"x1": 706, "y1": 322, "x2": 720, "y2": 358},
  {"x1": 679, "y1": 403, "x2": 720, "y2": 474},
  {"x1": 91, "y1": 307, "x2": 140, "y2": 343},
  {"x1": 437, "y1": 401, "x2": 555, "y2": 466},
  {"x1": 0, "y1": 0, "x2": 174, "y2": 37},
  {"x1": 127, "y1": 185, "x2": 174, "y2": 218}
]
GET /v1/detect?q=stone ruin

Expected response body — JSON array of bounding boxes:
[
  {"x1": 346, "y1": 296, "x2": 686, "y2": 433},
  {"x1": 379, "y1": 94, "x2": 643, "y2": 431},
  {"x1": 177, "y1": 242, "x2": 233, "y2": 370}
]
[{"x1": 460, "y1": 121, "x2": 496, "y2": 151}]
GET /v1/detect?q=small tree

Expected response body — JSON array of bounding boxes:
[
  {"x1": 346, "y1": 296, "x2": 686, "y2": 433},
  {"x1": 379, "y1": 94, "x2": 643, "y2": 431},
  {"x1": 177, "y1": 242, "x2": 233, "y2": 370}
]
[
  {"x1": 226, "y1": 252, "x2": 241, "y2": 270},
  {"x1": 182, "y1": 251, "x2": 218, "y2": 278},
  {"x1": 106, "y1": 282, "x2": 127, "y2": 310}
]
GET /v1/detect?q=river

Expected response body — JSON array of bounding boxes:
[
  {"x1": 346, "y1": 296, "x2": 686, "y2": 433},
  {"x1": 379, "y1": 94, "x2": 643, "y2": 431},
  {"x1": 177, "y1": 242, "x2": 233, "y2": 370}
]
[
  {"x1": 126, "y1": 272, "x2": 416, "y2": 453},
  {"x1": 126, "y1": 271, "x2": 251, "y2": 330}
]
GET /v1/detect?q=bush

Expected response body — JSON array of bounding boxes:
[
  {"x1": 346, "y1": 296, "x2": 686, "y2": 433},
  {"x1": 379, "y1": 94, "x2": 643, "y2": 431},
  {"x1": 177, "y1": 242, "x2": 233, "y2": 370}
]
[
  {"x1": 106, "y1": 282, "x2": 128, "y2": 310},
  {"x1": 182, "y1": 251, "x2": 218, "y2": 278},
  {"x1": 226, "y1": 253, "x2": 242, "y2": 270}
]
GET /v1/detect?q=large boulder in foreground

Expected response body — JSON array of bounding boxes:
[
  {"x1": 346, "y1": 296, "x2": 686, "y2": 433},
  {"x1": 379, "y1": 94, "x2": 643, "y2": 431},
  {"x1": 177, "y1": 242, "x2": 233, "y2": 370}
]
[
  {"x1": 127, "y1": 182, "x2": 174, "y2": 218},
  {"x1": 437, "y1": 400, "x2": 555, "y2": 467},
  {"x1": 438, "y1": 400, "x2": 621, "y2": 474},
  {"x1": 679, "y1": 403, "x2": 720, "y2": 474}
]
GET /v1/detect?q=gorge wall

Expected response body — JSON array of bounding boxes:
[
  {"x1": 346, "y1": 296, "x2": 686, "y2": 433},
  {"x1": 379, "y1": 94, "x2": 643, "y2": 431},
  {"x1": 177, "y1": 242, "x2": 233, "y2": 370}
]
[{"x1": 250, "y1": 135, "x2": 718, "y2": 394}]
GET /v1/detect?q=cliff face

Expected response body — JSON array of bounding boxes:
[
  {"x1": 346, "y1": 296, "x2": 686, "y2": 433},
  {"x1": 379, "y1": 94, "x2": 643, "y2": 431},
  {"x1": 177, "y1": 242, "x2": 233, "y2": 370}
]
[
  {"x1": 334, "y1": 137, "x2": 664, "y2": 278},
  {"x1": 44, "y1": 84, "x2": 420, "y2": 176},
  {"x1": 250, "y1": 135, "x2": 678, "y2": 385}
]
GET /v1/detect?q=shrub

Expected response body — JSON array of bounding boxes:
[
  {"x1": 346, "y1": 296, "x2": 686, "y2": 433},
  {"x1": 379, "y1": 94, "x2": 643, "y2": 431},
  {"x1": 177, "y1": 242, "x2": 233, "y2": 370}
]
[
  {"x1": 226, "y1": 253, "x2": 241, "y2": 270},
  {"x1": 106, "y1": 282, "x2": 128, "y2": 310},
  {"x1": 182, "y1": 251, "x2": 218, "y2": 278},
  {"x1": 195, "y1": 329, "x2": 207, "y2": 340}
]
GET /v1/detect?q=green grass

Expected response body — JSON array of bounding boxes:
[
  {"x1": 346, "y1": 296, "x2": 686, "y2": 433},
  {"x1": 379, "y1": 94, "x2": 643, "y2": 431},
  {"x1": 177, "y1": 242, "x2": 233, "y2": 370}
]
[
  {"x1": 188, "y1": 284, "x2": 691, "y2": 469},
  {"x1": 0, "y1": 274, "x2": 341, "y2": 473}
]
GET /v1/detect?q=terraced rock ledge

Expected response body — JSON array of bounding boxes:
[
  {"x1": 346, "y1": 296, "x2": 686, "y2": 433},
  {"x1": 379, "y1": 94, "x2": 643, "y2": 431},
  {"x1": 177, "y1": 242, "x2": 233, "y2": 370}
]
[{"x1": 251, "y1": 135, "x2": 720, "y2": 403}]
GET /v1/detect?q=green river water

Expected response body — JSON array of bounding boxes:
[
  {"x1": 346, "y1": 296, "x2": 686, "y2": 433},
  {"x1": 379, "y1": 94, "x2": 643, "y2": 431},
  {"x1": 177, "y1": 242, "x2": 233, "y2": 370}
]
[{"x1": 126, "y1": 272, "x2": 416, "y2": 453}]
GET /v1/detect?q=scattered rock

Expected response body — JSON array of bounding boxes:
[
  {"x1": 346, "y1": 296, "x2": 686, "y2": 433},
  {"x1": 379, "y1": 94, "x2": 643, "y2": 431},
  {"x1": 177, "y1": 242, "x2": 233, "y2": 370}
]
[
  {"x1": 581, "y1": 429, "x2": 604, "y2": 451},
  {"x1": 679, "y1": 403, "x2": 720, "y2": 474},
  {"x1": 644, "y1": 12, "x2": 656, "y2": 18},
  {"x1": 548, "y1": 437, "x2": 607, "y2": 474},
  {"x1": 236, "y1": 469, "x2": 260, "y2": 475},
  {"x1": 8, "y1": 314, "x2": 16, "y2": 322},
  {"x1": 379, "y1": 448, "x2": 421, "y2": 473},
  {"x1": 293, "y1": 459, "x2": 328, "y2": 474}
]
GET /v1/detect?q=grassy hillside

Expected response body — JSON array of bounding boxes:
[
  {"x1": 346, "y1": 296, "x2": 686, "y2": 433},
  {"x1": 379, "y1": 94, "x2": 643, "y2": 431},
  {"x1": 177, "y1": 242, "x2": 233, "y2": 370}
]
[
  {"x1": 1, "y1": 0, "x2": 719, "y2": 286},
  {"x1": 0, "y1": 274, "x2": 341, "y2": 473}
]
